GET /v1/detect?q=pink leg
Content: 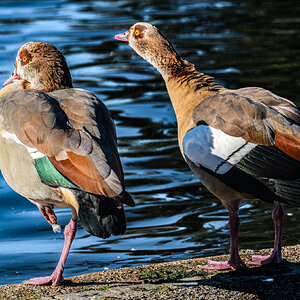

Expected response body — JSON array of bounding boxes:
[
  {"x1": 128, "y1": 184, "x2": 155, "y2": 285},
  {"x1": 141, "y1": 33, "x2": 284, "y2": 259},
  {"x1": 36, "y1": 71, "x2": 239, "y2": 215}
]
[
  {"x1": 249, "y1": 202, "x2": 283, "y2": 266},
  {"x1": 23, "y1": 218, "x2": 77, "y2": 286},
  {"x1": 200, "y1": 212, "x2": 246, "y2": 270}
]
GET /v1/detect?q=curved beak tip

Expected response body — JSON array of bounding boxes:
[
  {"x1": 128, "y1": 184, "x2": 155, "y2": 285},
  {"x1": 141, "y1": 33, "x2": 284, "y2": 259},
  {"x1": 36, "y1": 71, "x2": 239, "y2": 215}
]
[{"x1": 115, "y1": 31, "x2": 129, "y2": 42}]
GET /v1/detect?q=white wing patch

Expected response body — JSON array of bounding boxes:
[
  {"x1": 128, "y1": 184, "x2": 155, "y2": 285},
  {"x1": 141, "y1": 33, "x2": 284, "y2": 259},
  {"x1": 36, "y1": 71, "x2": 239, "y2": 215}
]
[
  {"x1": 182, "y1": 125, "x2": 256, "y2": 174},
  {"x1": 1, "y1": 131, "x2": 45, "y2": 159}
]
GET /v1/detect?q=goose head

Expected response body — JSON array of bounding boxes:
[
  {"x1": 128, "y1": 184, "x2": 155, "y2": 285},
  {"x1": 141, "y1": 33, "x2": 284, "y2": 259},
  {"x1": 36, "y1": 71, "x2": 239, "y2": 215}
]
[
  {"x1": 115, "y1": 22, "x2": 183, "y2": 79},
  {"x1": 2, "y1": 42, "x2": 72, "y2": 93}
]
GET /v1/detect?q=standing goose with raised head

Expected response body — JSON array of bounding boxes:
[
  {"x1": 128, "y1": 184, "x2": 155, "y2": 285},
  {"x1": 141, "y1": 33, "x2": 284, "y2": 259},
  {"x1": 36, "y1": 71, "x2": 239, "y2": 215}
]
[
  {"x1": 0, "y1": 42, "x2": 134, "y2": 285},
  {"x1": 115, "y1": 23, "x2": 300, "y2": 270}
]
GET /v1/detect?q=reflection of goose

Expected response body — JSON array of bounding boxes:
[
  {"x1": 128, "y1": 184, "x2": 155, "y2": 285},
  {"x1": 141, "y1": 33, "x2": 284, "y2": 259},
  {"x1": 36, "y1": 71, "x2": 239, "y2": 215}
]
[
  {"x1": 0, "y1": 42, "x2": 134, "y2": 286},
  {"x1": 116, "y1": 23, "x2": 300, "y2": 269}
]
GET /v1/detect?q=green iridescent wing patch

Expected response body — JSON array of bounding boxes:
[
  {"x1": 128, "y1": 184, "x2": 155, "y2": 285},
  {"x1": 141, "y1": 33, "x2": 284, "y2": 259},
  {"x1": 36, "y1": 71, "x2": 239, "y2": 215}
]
[{"x1": 34, "y1": 156, "x2": 77, "y2": 189}]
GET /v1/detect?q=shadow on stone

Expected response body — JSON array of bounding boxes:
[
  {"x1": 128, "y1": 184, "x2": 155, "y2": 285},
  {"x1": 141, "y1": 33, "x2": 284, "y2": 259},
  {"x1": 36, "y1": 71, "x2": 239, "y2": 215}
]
[{"x1": 176, "y1": 261, "x2": 300, "y2": 299}]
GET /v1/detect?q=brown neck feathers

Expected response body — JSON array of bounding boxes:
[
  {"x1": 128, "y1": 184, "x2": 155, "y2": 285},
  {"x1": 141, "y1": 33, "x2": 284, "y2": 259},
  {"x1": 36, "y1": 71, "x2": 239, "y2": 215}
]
[
  {"x1": 39, "y1": 56, "x2": 73, "y2": 92},
  {"x1": 168, "y1": 58, "x2": 222, "y2": 92}
]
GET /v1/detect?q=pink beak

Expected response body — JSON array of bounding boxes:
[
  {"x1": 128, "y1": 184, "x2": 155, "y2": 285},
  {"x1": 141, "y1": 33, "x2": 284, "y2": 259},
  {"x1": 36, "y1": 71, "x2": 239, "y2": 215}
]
[
  {"x1": 115, "y1": 31, "x2": 129, "y2": 42},
  {"x1": 3, "y1": 73, "x2": 20, "y2": 87}
]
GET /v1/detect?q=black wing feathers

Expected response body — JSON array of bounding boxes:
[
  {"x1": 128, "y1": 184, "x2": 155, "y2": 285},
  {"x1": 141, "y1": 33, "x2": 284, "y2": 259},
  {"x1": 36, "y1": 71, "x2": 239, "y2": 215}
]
[{"x1": 74, "y1": 190, "x2": 126, "y2": 238}]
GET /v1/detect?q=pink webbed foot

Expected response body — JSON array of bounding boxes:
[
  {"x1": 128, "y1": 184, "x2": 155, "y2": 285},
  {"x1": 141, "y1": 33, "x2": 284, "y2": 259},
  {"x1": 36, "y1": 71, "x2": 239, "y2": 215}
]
[
  {"x1": 200, "y1": 257, "x2": 246, "y2": 270},
  {"x1": 248, "y1": 253, "x2": 282, "y2": 266},
  {"x1": 23, "y1": 218, "x2": 77, "y2": 287},
  {"x1": 200, "y1": 212, "x2": 246, "y2": 270},
  {"x1": 23, "y1": 273, "x2": 64, "y2": 287}
]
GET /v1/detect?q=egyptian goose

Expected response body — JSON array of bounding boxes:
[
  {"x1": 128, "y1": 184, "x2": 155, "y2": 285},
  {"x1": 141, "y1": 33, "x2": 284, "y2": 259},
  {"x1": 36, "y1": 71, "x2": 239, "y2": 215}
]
[
  {"x1": 115, "y1": 23, "x2": 300, "y2": 270},
  {"x1": 0, "y1": 42, "x2": 134, "y2": 285}
]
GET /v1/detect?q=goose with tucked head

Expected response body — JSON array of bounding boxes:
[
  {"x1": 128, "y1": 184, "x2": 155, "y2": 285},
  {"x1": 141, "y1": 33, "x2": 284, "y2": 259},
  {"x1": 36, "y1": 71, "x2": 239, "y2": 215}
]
[
  {"x1": 0, "y1": 42, "x2": 134, "y2": 286},
  {"x1": 116, "y1": 23, "x2": 300, "y2": 270}
]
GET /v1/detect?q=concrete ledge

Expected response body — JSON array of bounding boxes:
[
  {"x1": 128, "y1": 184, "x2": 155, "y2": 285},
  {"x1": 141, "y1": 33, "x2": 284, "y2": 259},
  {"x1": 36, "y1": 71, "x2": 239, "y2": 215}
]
[{"x1": 1, "y1": 245, "x2": 299, "y2": 299}]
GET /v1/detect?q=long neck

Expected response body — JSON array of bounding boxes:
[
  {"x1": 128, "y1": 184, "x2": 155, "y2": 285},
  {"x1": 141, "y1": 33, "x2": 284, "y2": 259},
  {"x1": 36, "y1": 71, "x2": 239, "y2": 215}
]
[
  {"x1": 149, "y1": 45, "x2": 223, "y2": 116},
  {"x1": 137, "y1": 36, "x2": 224, "y2": 146},
  {"x1": 164, "y1": 61, "x2": 223, "y2": 146},
  {"x1": 166, "y1": 65, "x2": 222, "y2": 115}
]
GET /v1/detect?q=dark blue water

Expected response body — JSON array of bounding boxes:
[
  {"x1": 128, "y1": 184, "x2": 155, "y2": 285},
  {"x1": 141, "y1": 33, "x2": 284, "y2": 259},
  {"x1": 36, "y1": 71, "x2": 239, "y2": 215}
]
[{"x1": 0, "y1": 0, "x2": 300, "y2": 285}]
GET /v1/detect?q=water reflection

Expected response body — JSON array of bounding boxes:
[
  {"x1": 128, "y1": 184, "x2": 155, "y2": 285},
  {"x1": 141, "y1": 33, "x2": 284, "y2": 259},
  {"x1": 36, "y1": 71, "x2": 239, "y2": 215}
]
[{"x1": 0, "y1": 0, "x2": 299, "y2": 285}]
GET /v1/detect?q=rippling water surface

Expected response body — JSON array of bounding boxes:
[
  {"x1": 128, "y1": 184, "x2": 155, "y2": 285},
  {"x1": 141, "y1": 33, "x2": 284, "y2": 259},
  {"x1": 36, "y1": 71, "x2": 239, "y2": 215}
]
[{"x1": 0, "y1": 0, "x2": 299, "y2": 285}]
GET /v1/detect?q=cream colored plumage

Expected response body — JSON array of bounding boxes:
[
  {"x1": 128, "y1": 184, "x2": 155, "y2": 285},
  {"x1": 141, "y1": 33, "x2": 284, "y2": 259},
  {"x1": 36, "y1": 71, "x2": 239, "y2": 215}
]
[
  {"x1": 0, "y1": 42, "x2": 134, "y2": 286},
  {"x1": 116, "y1": 22, "x2": 300, "y2": 270}
]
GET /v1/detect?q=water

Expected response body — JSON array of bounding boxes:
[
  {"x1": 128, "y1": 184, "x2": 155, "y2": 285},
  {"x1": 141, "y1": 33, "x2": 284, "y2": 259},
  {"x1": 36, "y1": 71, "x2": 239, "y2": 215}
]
[{"x1": 0, "y1": 0, "x2": 299, "y2": 285}]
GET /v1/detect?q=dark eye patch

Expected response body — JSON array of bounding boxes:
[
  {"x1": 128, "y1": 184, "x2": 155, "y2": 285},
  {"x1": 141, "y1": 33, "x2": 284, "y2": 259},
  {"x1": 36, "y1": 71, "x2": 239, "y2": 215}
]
[
  {"x1": 19, "y1": 48, "x2": 33, "y2": 66},
  {"x1": 134, "y1": 24, "x2": 147, "y2": 39}
]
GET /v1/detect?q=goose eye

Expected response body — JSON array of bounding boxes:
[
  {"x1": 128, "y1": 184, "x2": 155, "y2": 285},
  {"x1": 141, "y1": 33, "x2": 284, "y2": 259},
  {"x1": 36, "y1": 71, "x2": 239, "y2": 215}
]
[
  {"x1": 135, "y1": 29, "x2": 140, "y2": 36},
  {"x1": 22, "y1": 56, "x2": 27, "y2": 62}
]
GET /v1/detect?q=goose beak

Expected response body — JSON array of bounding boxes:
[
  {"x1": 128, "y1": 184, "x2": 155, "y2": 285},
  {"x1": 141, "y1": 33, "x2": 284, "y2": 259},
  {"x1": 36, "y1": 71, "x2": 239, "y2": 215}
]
[
  {"x1": 115, "y1": 31, "x2": 129, "y2": 42},
  {"x1": 3, "y1": 71, "x2": 20, "y2": 87}
]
